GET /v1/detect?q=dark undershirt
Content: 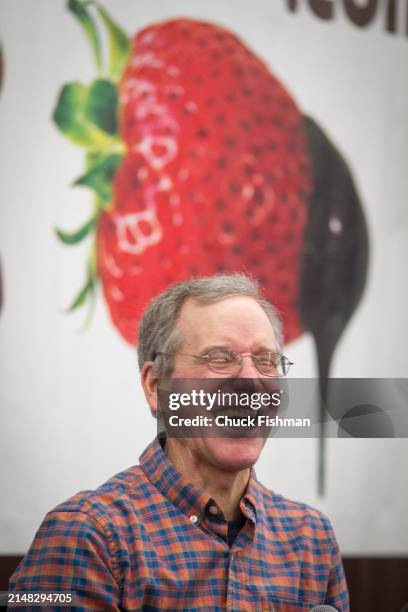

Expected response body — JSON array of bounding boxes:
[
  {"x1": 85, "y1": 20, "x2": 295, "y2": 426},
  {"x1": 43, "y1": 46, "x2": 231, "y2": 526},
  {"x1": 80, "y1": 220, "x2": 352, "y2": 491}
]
[{"x1": 227, "y1": 514, "x2": 246, "y2": 547}]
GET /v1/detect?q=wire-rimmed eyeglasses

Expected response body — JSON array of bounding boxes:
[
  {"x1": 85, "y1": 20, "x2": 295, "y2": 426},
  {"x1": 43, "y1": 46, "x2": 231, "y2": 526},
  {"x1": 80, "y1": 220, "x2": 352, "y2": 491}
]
[{"x1": 155, "y1": 348, "x2": 293, "y2": 377}]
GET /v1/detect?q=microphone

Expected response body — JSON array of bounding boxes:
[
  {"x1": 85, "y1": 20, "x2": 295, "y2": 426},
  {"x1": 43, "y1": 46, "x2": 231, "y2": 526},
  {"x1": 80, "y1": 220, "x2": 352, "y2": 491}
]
[{"x1": 309, "y1": 606, "x2": 338, "y2": 612}]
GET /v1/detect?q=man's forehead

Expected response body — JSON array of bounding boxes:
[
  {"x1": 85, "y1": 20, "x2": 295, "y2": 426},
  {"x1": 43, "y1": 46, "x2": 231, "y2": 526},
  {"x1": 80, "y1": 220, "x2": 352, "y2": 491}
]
[
  {"x1": 177, "y1": 295, "x2": 276, "y2": 348},
  {"x1": 178, "y1": 294, "x2": 265, "y2": 318}
]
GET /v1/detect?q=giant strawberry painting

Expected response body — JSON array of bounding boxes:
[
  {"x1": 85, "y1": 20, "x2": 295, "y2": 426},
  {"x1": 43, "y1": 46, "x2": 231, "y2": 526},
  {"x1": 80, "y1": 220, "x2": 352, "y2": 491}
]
[{"x1": 54, "y1": 1, "x2": 369, "y2": 489}]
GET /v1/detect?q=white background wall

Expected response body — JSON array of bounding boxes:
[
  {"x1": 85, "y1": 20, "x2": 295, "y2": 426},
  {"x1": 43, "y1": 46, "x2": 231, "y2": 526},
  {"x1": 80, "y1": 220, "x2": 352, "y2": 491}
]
[{"x1": 1, "y1": 0, "x2": 407, "y2": 555}]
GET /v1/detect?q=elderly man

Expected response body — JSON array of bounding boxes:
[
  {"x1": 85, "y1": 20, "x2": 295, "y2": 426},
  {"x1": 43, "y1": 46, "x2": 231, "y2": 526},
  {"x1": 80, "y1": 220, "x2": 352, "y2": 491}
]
[{"x1": 9, "y1": 274, "x2": 349, "y2": 611}]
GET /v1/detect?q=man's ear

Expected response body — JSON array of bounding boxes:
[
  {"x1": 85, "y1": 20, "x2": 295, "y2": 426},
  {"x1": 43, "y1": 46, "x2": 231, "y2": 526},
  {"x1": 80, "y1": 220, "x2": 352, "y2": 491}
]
[{"x1": 141, "y1": 362, "x2": 159, "y2": 418}]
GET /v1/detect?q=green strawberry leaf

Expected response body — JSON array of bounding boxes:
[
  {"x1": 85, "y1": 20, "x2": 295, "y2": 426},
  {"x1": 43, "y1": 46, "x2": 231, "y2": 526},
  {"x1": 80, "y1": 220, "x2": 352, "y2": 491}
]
[
  {"x1": 74, "y1": 153, "x2": 122, "y2": 203},
  {"x1": 96, "y1": 4, "x2": 130, "y2": 81},
  {"x1": 55, "y1": 214, "x2": 97, "y2": 245},
  {"x1": 68, "y1": 254, "x2": 98, "y2": 312},
  {"x1": 68, "y1": 275, "x2": 95, "y2": 311},
  {"x1": 67, "y1": 0, "x2": 102, "y2": 71},
  {"x1": 53, "y1": 80, "x2": 118, "y2": 147},
  {"x1": 85, "y1": 79, "x2": 118, "y2": 134},
  {"x1": 53, "y1": 82, "x2": 107, "y2": 147},
  {"x1": 85, "y1": 149, "x2": 109, "y2": 169}
]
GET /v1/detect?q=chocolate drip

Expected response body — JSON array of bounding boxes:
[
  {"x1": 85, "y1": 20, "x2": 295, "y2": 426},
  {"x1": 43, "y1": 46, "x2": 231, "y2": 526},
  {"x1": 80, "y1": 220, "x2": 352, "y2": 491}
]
[{"x1": 300, "y1": 116, "x2": 369, "y2": 493}]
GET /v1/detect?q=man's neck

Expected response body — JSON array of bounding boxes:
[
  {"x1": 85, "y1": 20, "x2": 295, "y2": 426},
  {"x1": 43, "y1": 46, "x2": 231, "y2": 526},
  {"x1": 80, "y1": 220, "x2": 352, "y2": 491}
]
[{"x1": 164, "y1": 439, "x2": 249, "y2": 521}]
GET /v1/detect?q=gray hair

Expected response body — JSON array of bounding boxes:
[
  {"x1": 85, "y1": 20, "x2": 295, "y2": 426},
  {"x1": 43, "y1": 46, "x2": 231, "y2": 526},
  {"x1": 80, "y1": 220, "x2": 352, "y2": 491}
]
[{"x1": 137, "y1": 273, "x2": 282, "y2": 375}]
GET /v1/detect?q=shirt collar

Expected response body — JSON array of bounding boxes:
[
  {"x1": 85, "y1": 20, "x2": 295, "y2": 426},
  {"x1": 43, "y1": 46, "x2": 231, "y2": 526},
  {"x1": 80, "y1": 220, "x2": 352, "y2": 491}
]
[
  {"x1": 140, "y1": 436, "x2": 211, "y2": 520},
  {"x1": 139, "y1": 436, "x2": 264, "y2": 523}
]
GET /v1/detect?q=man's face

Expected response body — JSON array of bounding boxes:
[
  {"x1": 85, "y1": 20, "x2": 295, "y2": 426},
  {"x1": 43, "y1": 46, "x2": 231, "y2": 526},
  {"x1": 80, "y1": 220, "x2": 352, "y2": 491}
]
[{"x1": 169, "y1": 295, "x2": 278, "y2": 473}]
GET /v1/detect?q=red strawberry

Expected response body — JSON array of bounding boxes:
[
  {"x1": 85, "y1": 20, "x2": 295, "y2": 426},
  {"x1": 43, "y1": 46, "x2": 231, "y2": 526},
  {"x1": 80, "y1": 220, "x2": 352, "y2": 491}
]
[
  {"x1": 95, "y1": 18, "x2": 311, "y2": 345},
  {"x1": 54, "y1": 5, "x2": 311, "y2": 346}
]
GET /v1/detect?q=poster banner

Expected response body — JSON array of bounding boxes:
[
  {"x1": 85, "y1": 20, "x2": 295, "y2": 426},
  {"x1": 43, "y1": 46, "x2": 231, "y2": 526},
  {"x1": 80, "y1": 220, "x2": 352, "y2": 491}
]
[{"x1": 0, "y1": 0, "x2": 407, "y2": 556}]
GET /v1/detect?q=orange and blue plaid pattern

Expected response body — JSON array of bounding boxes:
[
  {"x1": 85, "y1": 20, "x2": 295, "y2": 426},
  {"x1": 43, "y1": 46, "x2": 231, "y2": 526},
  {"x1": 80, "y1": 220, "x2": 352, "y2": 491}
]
[{"x1": 10, "y1": 437, "x2": 349, "y2": 611}]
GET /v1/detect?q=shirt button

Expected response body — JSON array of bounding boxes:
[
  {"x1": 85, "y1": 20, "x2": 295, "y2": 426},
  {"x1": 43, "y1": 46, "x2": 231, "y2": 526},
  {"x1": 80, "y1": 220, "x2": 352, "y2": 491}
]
[
  {"x1": 190, "y1": 515, "x2": 198, "y2": 523},
  {"x1": 208, "y1": 505, "x2": 219, "y2": 516}
]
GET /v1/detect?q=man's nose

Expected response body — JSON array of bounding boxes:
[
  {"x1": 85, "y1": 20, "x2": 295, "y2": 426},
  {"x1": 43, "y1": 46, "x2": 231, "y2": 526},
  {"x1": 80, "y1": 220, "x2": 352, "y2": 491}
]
[{"x1": 236, "y1": 354, "x2": 260, "y2": 378}]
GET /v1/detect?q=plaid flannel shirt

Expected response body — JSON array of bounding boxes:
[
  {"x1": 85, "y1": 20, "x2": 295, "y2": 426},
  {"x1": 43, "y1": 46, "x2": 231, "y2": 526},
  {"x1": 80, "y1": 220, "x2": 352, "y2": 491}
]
[{"x1": 9, "y1": 437, "x2": 349, "y2": 611}]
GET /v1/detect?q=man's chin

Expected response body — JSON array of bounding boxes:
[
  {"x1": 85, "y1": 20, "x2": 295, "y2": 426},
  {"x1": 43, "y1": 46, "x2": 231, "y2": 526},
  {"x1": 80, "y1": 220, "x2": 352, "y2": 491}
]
[{"x1": 205, "y1": 436, "x2": 266, "y2": 472}]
